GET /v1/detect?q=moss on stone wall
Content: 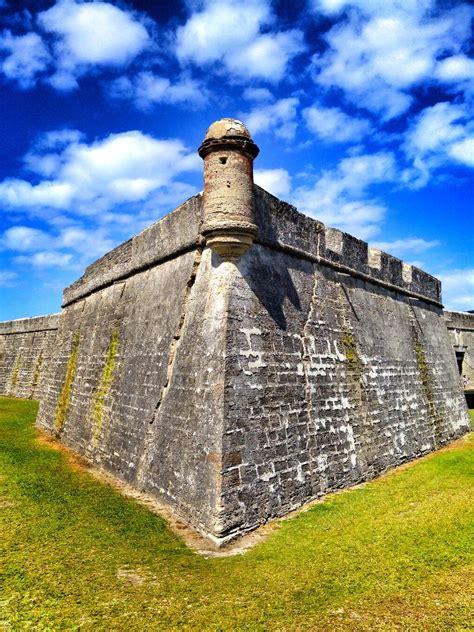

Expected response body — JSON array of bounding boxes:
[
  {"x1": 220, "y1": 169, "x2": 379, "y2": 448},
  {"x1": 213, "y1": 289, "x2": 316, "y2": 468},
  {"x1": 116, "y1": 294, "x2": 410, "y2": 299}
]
[
  {"x1": 341, "y1": 331, "x2": 360, "y2": 371},
  {"x1": 30, "y1": 353, "x2": 43, "y2": 396},
  {"x1": 415, "y1": 343, "x2": 432, "y2": 398},
  {"x1": 91, "y1": 328, "x2": 119, "y2": 447},
  {"x1": 413, "y1": 328, "x2": 443, "y2": 447},
  {"x1": 54, "y1": 332, "x2": 80, "y2": 435},
  {"x1": 9, "y1": 352, "x2": 22, "y2": 392}
]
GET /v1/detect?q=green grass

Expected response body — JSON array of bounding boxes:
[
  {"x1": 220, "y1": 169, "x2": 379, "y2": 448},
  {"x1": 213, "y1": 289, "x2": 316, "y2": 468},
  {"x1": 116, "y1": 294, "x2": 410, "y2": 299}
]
[{"x1": 1, "y1": 397, "x2": 473, "y2": 631}]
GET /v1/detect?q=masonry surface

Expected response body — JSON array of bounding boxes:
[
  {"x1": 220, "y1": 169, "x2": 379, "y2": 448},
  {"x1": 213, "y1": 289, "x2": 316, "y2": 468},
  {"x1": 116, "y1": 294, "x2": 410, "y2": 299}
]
[{"x1": 0, "y1": 119, "x2": 471, "y2": 545}]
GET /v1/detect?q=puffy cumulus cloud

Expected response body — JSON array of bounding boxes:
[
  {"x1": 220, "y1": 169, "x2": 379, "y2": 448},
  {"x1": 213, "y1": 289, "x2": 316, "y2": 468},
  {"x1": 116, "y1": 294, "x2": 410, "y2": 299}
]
[
  {"x1": 36, "y1": 0, "x2": 150, "y2": 90},
  {"x1": 176, "y1": 0, "x2": 270, "y2": 64},
  {"x1": 437, "y1": 268, "x2": 474, "y2": 311},
  {"x1": 435, "y1": 55, "x2": 474, "y2": 84},
  {"x1": 0, "y1": 30, "x2": 50, "y2": 88},
  {"x1": 0, "y1": 129, "x2": 199, "y2": 217},
  {"x1": 175, "y1": 0, "x2": 305, "y2": 82},
  {"x1": 38, "y1": 0, "x2": 149, "y2": 66},
  {"x1": 1, "y1": 226, "x2": 52, "y2": 251},
  {"x1": 292, "y1": 152, "x2": 397, "y2": 239},
  {"x1": 224, "y1": 30, "x2": 304, "y2": 82},
  {"x1": 240, "y1": 97, "x2": 299, "y2": 139},
  {"x1": 255, "y1": 168, "x2": 291, "y2": 198},
  {"x1": 303, "y1": 104, "x2": 372, "y2": 143},
  {"x1": 107, "y1": 72, "x2": 207, "y2": 110},
  {"x1": 311, "y1": 3, "x2": 473, "y2": 119},
  {"x1": 403, "y1": 102, "x2": 474, "y2": 186},
  {"x1": 0, "y1": 0, "x2": 151, "y2": 91},
  {"x1": 0, "y1": 179, "x2": 74, "y2": 209}
]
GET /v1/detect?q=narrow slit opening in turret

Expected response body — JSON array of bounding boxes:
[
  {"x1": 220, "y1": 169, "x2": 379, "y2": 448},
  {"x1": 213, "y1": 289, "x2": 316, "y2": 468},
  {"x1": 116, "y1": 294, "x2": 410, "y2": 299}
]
[{"x1": 220, "y1": 157, "x2": 227, "y2": 164}]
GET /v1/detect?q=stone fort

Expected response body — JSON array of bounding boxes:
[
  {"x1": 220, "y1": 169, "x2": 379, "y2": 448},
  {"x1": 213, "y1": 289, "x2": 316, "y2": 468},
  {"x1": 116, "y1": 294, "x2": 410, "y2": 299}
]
[{"x1": 0, "y1": 119, "x2": 472, "y2": 546}]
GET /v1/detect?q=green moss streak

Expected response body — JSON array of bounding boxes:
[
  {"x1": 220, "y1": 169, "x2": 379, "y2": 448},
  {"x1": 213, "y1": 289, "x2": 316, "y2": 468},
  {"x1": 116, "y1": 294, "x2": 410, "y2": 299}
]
[
  {"x1": 54, "y1": 332, "x2": 80, "y2": 435},
  {"x1": 91, "y1": 328, "x2": 119, "y2": 446},
  {"x1": 414, "y1": 338, "x2": 443, "y2": 445},
  {"x1": 415, "y1": 343, "x2": 432, "y2": 398},
  {"x1": 341, "y1": 331, "x2": 360, "y2": 371},
  {"x1": 9, "y1": 351, "x2": 22, "y2": 391},
  {"x1": 30, "y1": 353, "x2": 43, "y2": 396}
]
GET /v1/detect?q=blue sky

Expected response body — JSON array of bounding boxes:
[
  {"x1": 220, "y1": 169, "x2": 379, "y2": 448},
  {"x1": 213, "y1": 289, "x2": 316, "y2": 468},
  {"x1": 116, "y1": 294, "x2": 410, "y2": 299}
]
[{"x1": 0, "y1": 0, "x2": 472, "y2": 320}]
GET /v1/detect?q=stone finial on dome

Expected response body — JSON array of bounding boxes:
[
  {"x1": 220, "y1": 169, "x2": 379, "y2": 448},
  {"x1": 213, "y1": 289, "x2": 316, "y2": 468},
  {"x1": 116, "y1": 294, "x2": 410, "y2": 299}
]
[{"x1": 198, "y1": 118, "x2": 259, "y2": 259}]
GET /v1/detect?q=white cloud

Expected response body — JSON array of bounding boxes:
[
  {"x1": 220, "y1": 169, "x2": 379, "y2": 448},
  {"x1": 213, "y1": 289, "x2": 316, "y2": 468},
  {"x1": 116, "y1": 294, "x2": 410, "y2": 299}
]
[
  {"x1": 15, "y1": 251, "x2": 73, "y2": 268},
  {"x1": 435, "y1": 55, "x2": 474, "y2": 84},
  {"x1": 292, "y1": 152, "x2": 397, "y2": 239},
  {"x1": 37, "y1": 0, "x2": 150, "y2": 90},
  {"x1": 303, "y1": 104, "x2": 372, "y2": 143},
  {"x1": 403, "y1": 102, "x2": 474, "y2": 184},
  {"x1": 311, "y1": 4, "x2": 473, "y2": 119},
  {"x1": 437, "y1": 268, "x2": 474, "y2": 311},
  {"x1": 1, "y1": 223, "x2": 114, "y2": 259},
  {"x1": 0, "y1": 270, "x2": 17, "y2": 287},
  {"x1": 371, "y1": 237, "x2": 439, "y2": 257},
  {"x1": 311, "y1": 0, "x2": 434, "y2": 19},
  {"x1": 176, "y1": 0, "x2": 270, "y2": 65},
  {"x1": 0, "y1": 130, "x2": 199, "y2": 217},
  {"x1": 243, "y1": 87, "x2": 273, "y2": 102},
  {"x1": 175, "y1": 0, "x2": 304, "y2": 82},
  {"x1": 108, "y1": 72, "x2": 207, "y2": 109},
  {"x1": 0, "y1": 30, "x2": 50, "y2": 88},
  {"x1": 255, "y1": 168, "x2": 291, "y2": 198},
  {"x1": 241, "y1": 97, "x2": 299, "y2": 139},
  {"x1": 0, "y1": 179, "x2": 74, "y2": 209},
  {"x1": 449, "y1": 138, "x2": 474, "y2": 168},
  {"x1": 224, "y1": 30, "x2": 305, "y2": 82},
  {"x1": 1, "y1": 226, "x2": 52, "y2": 251}
]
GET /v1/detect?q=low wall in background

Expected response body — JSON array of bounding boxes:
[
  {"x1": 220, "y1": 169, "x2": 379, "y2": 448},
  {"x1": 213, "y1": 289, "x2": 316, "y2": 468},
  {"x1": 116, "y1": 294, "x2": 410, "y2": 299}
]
[
  {"x1": 445, "y1": 310, "x2": 474, "y2": 407},
  {"x1": 0, "y1": 314, "x2": 61, "y2": 400}
]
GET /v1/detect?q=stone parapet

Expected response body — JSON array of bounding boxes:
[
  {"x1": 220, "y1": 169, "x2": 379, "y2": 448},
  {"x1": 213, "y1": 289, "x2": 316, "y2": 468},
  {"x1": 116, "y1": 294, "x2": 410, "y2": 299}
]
[
  {"x1": 445, "y1": 310, "x2": 474, "y2": 331},
  {"x1": 0, "y1": 313, "x2": 61, "y2": 334},
  {"x1": 62, "y1": 196, "x2": 202, "y2": 306},
  {"x1": 253, "y1": 186, "x2": 442, "y2": 306}
]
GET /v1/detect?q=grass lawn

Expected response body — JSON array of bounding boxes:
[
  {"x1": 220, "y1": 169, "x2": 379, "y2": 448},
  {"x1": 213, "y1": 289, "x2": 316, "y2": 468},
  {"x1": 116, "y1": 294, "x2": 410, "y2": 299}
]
[{"x1": 1, "y1": 397, "x2": 473, "y2": 631}]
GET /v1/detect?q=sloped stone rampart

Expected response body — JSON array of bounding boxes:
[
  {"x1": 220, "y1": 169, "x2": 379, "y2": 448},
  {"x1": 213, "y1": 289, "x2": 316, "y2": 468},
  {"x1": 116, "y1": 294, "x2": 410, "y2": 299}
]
[
  {"x1": 34, "y1": 197, "x2": 236, "y2": 539},
  {"x1": 220, "y1": 242, "x2": 469, "y2": 537}
]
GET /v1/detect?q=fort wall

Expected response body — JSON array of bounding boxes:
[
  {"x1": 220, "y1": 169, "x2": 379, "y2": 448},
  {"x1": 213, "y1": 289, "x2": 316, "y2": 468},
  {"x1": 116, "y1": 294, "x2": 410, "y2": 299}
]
[
  {"x1": 0, "y1": 314, "x2": 60, "y2": 400},
  {"x1": 219, "y1": 192, "x2": 467, "y2": 536},
  {"x1": 0, "y1": 119, "x2": 470, "y2": 545},
  {"x1": 35, "y1": 196, "x2": 236, "y2": 538},
  {"x1": 445, "y1": 310, "x2": 474, "y2": 406}
]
